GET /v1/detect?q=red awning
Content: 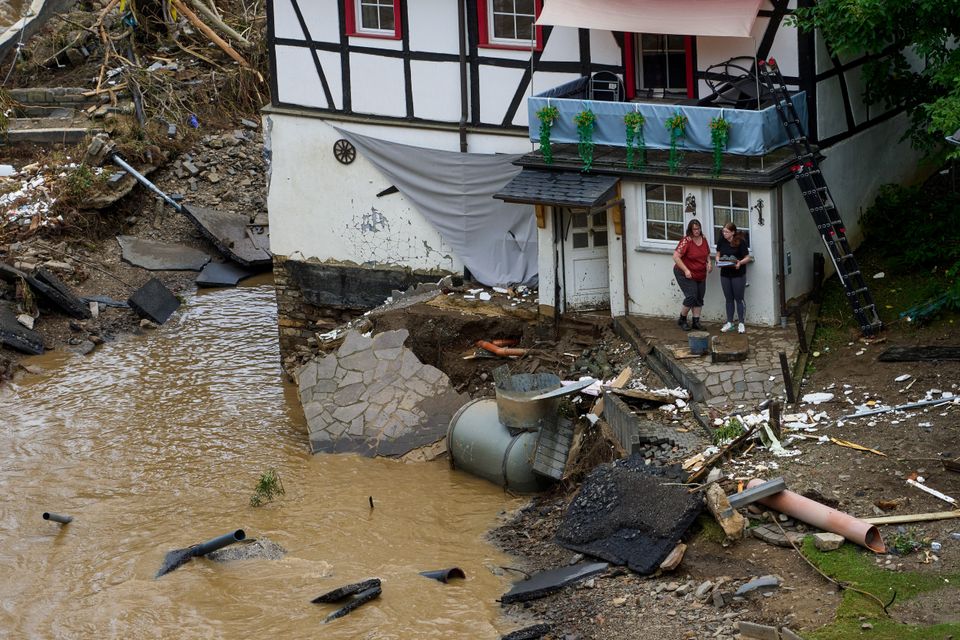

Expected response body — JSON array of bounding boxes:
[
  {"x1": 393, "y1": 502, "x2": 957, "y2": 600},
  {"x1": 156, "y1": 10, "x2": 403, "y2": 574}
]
[{"x1": 537, "y1": 0, "x2": 764, "y2": 38}]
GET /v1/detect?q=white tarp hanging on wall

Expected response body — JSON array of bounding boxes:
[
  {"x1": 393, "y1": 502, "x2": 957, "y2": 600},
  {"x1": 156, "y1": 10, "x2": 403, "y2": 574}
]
[
  {"x1": 336, "y1": 128, "x2": 538, "y2": 287},
  {"x1": 537, "y1": 0, "x2": 764, "y2": 38}
]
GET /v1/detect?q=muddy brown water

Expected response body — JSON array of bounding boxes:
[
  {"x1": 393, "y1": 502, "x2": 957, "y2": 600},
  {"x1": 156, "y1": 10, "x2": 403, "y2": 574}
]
[
  {"x1": 0, "y1": 275, "x2": 523, "y2": 638},
  {"x1": 0, "y1": 0, "x2": 27, "y2": 29}
]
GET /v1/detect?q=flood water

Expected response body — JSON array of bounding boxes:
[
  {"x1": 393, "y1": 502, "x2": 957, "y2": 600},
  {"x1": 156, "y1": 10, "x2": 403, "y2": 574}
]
[
  {"x1": 0, "y1": 0, "x2": 26, "y2": 29},
  {"x1": 0, "y1": 275, "x2": 522, "y2": 639}
]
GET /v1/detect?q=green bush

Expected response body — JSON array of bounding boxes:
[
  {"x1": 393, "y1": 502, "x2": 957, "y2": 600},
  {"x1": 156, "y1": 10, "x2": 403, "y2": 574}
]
[{"x1": 861, "y1": 183, "x2": 960, "y2": 269}]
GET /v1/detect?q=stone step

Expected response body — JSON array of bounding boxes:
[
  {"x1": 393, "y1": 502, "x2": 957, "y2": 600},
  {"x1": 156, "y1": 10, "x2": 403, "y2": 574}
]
[
  {"x1": 2, "y1": 125, "x2": 100, "y2": 145},
  {"x1": 6, "y1": 87, "x2": 99, "y2": 108}
]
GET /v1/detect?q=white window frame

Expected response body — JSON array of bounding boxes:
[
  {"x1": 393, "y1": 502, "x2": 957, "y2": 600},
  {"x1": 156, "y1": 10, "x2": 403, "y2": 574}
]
[
  {"x1": 488, "y1": 0, "x2": 537, "y2": 46},
  {"x1": 639, "y1": 182, "x2": 689, "y2": 248},
  {"x1": 637, "y1": 33, "x2": 687, "y2": 96},
  {"x1": 710, "y1": 187, "x2": 752, "y2": 249},
  {"x1": 355, "y1": 0, "x2": 395, "y2": 36}
]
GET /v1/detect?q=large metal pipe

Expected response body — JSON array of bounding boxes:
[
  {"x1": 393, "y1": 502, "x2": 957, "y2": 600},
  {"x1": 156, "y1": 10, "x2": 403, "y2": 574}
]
[
  {"x1": 747, "y1": 479, "x2": 885, "y2": 553},
  {"x1": 447, "y1": 399, "x2": 553, "y2": 494},
  {"x1": 43, "y1": 512, "x2": 73, "y2": 524},
  {"x1": 193, "y1": 529, "x2": 246, "y2": 557},
  {"x1": 111, "y1": 154, "x2": 184, "y2": 213}
]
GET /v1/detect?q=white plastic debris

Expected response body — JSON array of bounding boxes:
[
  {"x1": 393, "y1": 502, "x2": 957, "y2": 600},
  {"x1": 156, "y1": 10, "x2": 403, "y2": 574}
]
[
  {"x1": 895, "y1": 374, "x2": 912, "y2": 382},
  {"x1": 492, "y1": 287, "x2": 509, "y2": 294},
  {"x1": 873, "y1": 272, "x2": 885, "y2": 279},
  {"x1": 478, "y1": 292, "x2": 492, "y2": 301},
  {"x1": 802, "y1": 392, "x2": 834, "y2": 405},
  {"x1": 0, "y1": 164, "x2": 14, "y2": 177}
]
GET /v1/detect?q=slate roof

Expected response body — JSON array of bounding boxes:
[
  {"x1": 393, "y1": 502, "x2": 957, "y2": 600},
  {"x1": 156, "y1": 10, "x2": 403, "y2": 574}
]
[{"x1": 494, "y1": 170, "x2": 620, "y2": 207}]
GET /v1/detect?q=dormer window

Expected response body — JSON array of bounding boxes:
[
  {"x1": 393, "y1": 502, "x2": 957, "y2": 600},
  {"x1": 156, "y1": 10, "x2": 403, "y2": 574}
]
[
  {"x1": 344, "y1": 0, "x2": 401, "y2": 39},
  {"x1": 478, "y1": 0, "x2": 543, "y2": 50}
]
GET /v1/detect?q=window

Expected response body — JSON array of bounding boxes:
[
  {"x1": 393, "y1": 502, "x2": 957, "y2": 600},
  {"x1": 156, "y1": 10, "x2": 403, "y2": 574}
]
[
  {"x1": 344, "y1": 0, "x2": 401, "y2": 39},
  {"x1": 712, "y1": 188, "x2": 751, "y2": 247},
  {"x1": 636, "y1": 34, "x2": 689, "y2": 97},
  {"x1": 478, "y1": 0, "x2": 543, "y2": 50},
  {"x1": 643, "y1": 184, "x2": 685, "y2": 242},
  {"x1": 570, "y1": 211, "x2": 608, "y2": 249}
]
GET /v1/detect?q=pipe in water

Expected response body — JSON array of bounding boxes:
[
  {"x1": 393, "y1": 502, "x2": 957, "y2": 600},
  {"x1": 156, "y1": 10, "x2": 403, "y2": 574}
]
[
  {"x1": 193, "y1": 529, "x2": 246, "y2": 557},
  {"x1": 447, "y1": 399, "x2": 553, "y2": 494},
  {"x1": 43, "y1": 512, "x2": 73, "y2": 524},
  {"x1": 746, "y1": 479, "x2": 885, "y2": 553}
]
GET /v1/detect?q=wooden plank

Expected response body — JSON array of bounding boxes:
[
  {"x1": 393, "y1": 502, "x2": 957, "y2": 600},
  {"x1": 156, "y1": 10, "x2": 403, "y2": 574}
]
[
  {"x1": 609, "y1": 387, "x2": 674, "y2": 404},
  {"x1": 862, "y1": 510, "x2": 960, "y2": 525},
  {"x1": 878, "y1": 346, "x2": 960, "y2": 362}
]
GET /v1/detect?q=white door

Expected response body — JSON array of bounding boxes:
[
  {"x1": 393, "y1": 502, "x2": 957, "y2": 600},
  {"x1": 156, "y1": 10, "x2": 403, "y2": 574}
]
[{"x1": 562, "y1": 208, "x2": 610, "y2": 310}]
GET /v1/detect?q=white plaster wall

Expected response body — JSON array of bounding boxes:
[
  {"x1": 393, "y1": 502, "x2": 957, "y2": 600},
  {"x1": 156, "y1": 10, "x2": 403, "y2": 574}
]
[
  {"x1": 845, "y1": 64, "x2": 869, "y2": 125},
  {"x1": 607, "y1": 211, "x2": 626, "y2": 317},
  {"x1": 540, "y1": 25, "x2": 579, "y2": 62},
  {"x1": 816, "y1": 75, "x2": 844, "y2": 141},
  {"x1": 295, "y1": 0, "x2": 341, "y2": 42},
  {"x1": 272, "y1": 0, "x2": 306, "y2": 40},
  {"x1": 266, "y1": 114, "x2": 463, "y2": 273},
  {"x1": 781, "y1": 112, "x2": 928, "y2": 303},
  {"x1": 528, "y1": 72, "x2": 582, "y2": 103},
  {"x1": 350, "y1": 53, "x2": 406, "y2": 117},
  {"x1": 479, "y1": 64, "x2": 527, "y2": 125},
  {"x1": 589, "y1": 30, "x2": 622, "y2": 66},
  {"x1": 538, "y1": 207, "x2": 558, "y2": 310},
  {"x1": 276, "y1": 46, "x2": 332, "y2": 109},
  {"x1": 410, "y1": 60, "x2": 462, "y2": 122},
  {"x1": 408, "y1": 0, "x2": 459, "y2": 53}
]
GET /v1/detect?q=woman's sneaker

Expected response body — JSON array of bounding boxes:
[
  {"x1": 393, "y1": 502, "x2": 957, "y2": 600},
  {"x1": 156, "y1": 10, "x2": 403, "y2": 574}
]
[
  {"x1": 721, "y1": 322, "x2": 734, "y2": 333},
  {"x1": 738, "y1": 322, "x2": 746, "y2": 334}
]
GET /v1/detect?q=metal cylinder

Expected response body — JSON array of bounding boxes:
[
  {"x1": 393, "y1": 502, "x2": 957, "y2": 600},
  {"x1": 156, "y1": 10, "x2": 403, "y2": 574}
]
[
  {"x1": 447, "y1": 399, "x2": 552, "y2": 494},
  {"x1": 42, "y1": 512, "x2": 73, "y2": 524},
  {"x1": 746, "y1": 479, "x2": 885, "y2": 553},
  {"x1": 193, "y1": 529, "x2": 246, "y2": 557}
]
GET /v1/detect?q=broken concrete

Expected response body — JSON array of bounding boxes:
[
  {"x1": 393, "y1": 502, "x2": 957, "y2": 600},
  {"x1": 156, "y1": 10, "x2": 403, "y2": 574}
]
[
  {"x1": 812, "y1": 532, "x2": 845, "y2": 552},
  {"x1": 298, "y1": 329, "x2": 467, "y2": 456},
  {"x1": 0, "y1": 262, "x2": 91, "y2": 320},
  {"x1": 180, "y1": 204, "x2": 271, "y2": 268},
  {"x1": 735, "y1": 575, "x2": 781, "y2": 596},
  {"x1": 195, "y1": 261, "x2": 255, "y2": 288},
  {"x1": 500, "y1": 562, "x2": 608, "y2": 604},
  {"x1": 127, "y1": 278, "x2": 181, "y2": 325},
  {"x1": 117, "y1": 235, "x2": 211, "y2": 271}
]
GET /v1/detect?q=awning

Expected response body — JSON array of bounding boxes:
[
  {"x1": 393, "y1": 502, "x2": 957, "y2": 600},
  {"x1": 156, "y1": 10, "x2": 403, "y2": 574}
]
[
  {"x1": 494, "y1": 170, "x2": 619, "y2": 208},
  {"x1": 536, "y1": 0, "x2": 764, "y2": 38}
]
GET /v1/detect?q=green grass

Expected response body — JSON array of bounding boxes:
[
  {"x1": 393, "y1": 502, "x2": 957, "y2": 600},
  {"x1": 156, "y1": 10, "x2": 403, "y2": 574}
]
[
  {"x1": 800, "y1": 538, "x2": 960, "y2": 639},
  {"x1": 811, "y1": 244, "x2": 958, "y2": 354}
]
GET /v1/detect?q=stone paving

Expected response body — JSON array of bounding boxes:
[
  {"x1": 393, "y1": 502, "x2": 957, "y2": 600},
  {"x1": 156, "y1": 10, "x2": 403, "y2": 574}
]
[
  {"x1": 297, "y1": 328, "x2": 467, "y2": 456},
  {"x1": 619, "y1": 316, "x2": 801, "y2": 408}
]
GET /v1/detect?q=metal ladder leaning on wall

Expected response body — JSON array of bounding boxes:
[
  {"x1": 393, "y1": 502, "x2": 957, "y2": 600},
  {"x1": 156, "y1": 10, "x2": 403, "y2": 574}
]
[{"x1": 758, "y1": 58, "x2": 883, "y2": 336}]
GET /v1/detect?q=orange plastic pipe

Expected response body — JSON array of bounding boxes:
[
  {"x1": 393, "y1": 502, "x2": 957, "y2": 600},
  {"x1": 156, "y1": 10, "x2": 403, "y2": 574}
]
[
  {"x1": 746, "y1": 479, "x2": 886, "y2": 553},
  {"x1": 489, "y1": 338, "x2": 519, "y2": 347},
  {"x1": 475, "y1": 340, "x2": 529, "y2": 357}
]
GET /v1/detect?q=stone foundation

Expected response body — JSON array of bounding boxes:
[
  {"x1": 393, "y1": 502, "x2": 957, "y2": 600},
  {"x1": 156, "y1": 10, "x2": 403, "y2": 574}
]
[{"x1": 273, "y1": 255, "x2": 450, "y2": 367}]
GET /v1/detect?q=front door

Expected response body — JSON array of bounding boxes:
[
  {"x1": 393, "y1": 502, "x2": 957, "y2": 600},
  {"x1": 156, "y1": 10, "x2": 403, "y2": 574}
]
[{"x1": 562, "y1": 208, "x2": 609, "y2": 310}]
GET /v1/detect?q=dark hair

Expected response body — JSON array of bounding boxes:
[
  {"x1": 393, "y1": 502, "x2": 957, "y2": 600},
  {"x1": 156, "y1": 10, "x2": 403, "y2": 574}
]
[
  {"x1": 685, "y1": 220, "x2": 703, "y2": 237},
  {"x1": 723, "y1": 222, "x2": 745, "y2": 248}
]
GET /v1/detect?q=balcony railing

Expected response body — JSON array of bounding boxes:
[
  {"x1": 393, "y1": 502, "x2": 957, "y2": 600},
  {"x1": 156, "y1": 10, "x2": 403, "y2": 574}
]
[{"x1": 528, "y1": 77, "x2": 808, "y2": 157}]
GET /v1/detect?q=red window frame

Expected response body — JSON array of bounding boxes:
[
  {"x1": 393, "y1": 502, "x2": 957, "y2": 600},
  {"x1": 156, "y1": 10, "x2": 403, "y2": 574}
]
[
  {"x1": 478, "y1": 0, "x2": 543, "y2": 51},
  {"x1": 343, "y1": 0, "x2": 402, "y2": 40},
  {"x1": 623, "y1": 33, "x2": 695, "y2": 100}
]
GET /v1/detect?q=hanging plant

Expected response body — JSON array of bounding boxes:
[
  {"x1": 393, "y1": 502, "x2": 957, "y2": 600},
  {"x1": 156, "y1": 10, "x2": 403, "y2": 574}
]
[
  {"x1": 709, "y1": 116, "x2": 731, "y2": 177},
  {"x1": 624, "y1": 111, "x2": 646, "y2": 170},
  {"x1": 665, "y1": 112, "x2": 688, "y2": 174},
  {"x1": 536, "y1": 105, "x2": 560, "y2": 165},
  {"x1": 574, "y1": 109, "x2": 596, "y2": 172}
]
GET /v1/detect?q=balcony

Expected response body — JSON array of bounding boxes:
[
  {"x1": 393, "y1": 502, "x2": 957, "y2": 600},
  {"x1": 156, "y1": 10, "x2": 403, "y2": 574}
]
[{"x1": 527, "y1": 76, "x2": 808, "y2": 157}]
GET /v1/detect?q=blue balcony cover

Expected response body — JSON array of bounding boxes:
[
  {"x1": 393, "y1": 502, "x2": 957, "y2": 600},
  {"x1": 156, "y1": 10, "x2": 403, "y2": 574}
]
[{"x1": 528, "y1": 89, "x2": 807, "y2": 156}]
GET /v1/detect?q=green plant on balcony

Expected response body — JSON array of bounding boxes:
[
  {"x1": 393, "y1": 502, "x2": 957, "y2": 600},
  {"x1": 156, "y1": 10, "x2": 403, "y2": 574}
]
[
  {"x1": 574, "y1": 109, "x2": 596, "y2": 172},
  {"x1": 536, "y1": 104, "x2": 560, "y2": 165},
  {"x1": 624, "y1": 111, "x2": 646, "y2": 170},
  {"x1": 709, "y1": 116, "x2": 731, "y2": 177},
  {"x1": 665, "y1": 112, "x2": 688, "y2": 174}
]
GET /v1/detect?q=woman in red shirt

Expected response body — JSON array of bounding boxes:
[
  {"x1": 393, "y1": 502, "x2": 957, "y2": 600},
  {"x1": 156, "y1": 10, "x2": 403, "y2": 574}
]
[{"x1": 672, "y1": 220, "x2": 712, "y2": 331}]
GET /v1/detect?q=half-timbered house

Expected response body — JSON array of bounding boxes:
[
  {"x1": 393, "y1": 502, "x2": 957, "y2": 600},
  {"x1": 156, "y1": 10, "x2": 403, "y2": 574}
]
[{"x1": 264, "y1": 0, "x2": 926, "y2": 357}]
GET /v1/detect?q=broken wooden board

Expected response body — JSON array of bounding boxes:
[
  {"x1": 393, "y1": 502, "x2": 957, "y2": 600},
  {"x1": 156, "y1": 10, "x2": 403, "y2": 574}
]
[
  {"x1": 666, "y1": 345, "x2": 705, "y2": 359},
  {"x1": 180, "y1": 204, "x2": 272, "y2": 268},
  {"x1": 878, "y1": 346, "x2": 960, "y2": 362},
  {"x1": 862, "y1": 510, "x2": 960, "y2": 525},
  {"x1": 609, "y1": 387, "x2": 675, "y2": 404}
]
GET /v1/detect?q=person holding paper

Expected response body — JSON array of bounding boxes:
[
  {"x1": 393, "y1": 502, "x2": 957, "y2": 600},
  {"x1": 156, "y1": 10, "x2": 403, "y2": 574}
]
[
  {"x1": 673, "y1": 220, "x2": 712, "y2": 331},
  {"x1": 716, "y1": 222, "x2": 752, "y2": 333}
]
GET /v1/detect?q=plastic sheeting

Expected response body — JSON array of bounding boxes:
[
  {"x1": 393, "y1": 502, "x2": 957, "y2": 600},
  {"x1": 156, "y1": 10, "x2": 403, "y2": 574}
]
[
  {"x1": 335, "y1": 128, "x2": 538, "y2": 287},
  {"x1": 529, "y1": 84, "x2": 808, "y2": 156}
]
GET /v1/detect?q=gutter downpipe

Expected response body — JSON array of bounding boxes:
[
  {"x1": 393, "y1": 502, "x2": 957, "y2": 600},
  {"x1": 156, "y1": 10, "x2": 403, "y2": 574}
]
[
  {"x1": 747, "y1": 479, "x2": 885, "y2": 553},
  {"x1": 457, "y1": 0, "x2": 468, "y2": 152},
  {"x1": 776, "y1": 185, "x2": 787, "y2": 327}
]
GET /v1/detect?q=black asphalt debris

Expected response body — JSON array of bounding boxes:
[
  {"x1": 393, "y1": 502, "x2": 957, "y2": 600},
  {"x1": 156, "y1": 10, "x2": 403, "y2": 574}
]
[{"x1": 500, "y1": 561, "x2": 608, "y2": 604}]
